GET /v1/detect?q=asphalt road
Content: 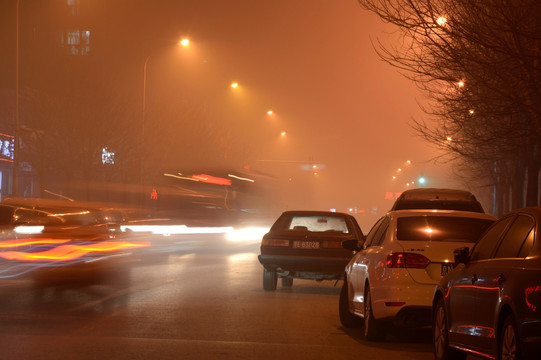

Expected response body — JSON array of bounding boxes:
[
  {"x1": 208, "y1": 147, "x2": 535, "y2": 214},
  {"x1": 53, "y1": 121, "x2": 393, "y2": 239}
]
[{"x1": 0, "y1": 231, "x2": 441, "y2": 360}]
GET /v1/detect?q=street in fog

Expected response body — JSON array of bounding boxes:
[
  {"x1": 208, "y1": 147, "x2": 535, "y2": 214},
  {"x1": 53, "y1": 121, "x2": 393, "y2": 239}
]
[{"x1": 0, "y1": 230, "x2": 438, "y2": 360}]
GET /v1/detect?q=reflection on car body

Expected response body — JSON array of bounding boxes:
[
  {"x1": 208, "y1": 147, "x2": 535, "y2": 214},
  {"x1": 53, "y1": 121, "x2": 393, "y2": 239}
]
[
  {"x1": 258, "y1": 210, "x2": 364, "y2": 291},
  {"x1": 339, "y1": 209, "x2": 496, "y2": 341},
  {"x1": 433, "y1": 207, "x2": 541, "y2": 360}
]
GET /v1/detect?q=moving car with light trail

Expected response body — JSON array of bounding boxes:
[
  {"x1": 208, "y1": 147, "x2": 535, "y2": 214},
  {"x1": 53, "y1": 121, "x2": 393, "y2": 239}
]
[
  {"x1": 339, "y1": 209, "x2": 495, "y2": 341},
  {"x1": 0, "y1": 198, "x2": 150, "y2": 293},
  {"x1": 258, "y1": 210, "x2": 364, "y2": 291}
]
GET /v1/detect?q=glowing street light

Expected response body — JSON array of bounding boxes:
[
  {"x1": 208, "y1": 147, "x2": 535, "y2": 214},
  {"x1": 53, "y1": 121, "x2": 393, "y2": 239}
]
[
  {"x1": 280, "y1": 131, "x2": 286, "y2": 136},
  {"x1": 267, "y1": 110, "x2": 273, "y2": 115},
  {"x1": 231, "y1": 82, "x2": 239, "y2": 88},
  {"x1": 141, "y1": 37, "x2": 191, "y2": 185},
  {"x1": 457, "y1": 80, "x2": 465, "y2": 88},
  {"x1": 436, "y1": 16, "x2": 448, "y2": 26}
]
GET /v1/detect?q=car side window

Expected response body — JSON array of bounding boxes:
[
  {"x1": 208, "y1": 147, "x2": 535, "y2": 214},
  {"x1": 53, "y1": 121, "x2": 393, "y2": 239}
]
[
  {"x1": 470, "y1": 216, "x2": 514, "y2": 261},
  {"x1": 365, "y1": 217, "x2": 389, "y2": 248},
  {"x1": 494, "y1": 215, "x2": 534, "y2": 259},
  {"x1": 364, "y1": 217, "x2": 385, "y2": 248},
  {"x1": 373, "y1": 218, "x2": 390, "y2": 246},
  {"x1": 518, "y1": 228, "x2": 535, "y2": 258}
]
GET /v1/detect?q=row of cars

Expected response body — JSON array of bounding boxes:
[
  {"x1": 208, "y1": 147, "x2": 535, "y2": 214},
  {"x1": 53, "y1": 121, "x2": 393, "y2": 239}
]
[{"x1": 258, "y1": 188, "x2": 541, "y2": 360}]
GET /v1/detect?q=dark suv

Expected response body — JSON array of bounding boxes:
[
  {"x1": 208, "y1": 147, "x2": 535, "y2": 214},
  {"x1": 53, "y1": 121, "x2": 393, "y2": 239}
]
[{"x1": 391, "y1": 188, "x2": 485, "y2": 213}]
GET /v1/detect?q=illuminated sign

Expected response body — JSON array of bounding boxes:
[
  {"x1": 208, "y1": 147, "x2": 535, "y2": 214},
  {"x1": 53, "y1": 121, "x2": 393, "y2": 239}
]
[
  {"x1": 101, "y1": 147, "x2": 115, "y2": 165},
  {"x1": 0, "y1": 133, "x2": 14, "y2": 163}
]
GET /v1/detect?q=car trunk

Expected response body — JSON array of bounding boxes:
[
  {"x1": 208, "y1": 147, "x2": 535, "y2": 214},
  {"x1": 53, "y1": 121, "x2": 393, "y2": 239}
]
[{"x1": 396, "y1": 240, "x2": 475, "y2": 284}]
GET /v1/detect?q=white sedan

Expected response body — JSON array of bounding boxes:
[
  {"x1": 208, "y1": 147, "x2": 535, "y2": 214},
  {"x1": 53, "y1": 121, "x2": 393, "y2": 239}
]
[{"x1": 339, "y1": 209, "x2": 496, "y2": 341}]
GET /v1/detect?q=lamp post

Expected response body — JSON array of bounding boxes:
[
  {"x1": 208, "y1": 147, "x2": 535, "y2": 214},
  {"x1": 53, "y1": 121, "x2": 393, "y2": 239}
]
[
  {"x1": 13, "y1": 0, "x2": 20, "y2": 197},
  {"x1": 140, "y1": 38, "x2": 190, "y2": 186}
]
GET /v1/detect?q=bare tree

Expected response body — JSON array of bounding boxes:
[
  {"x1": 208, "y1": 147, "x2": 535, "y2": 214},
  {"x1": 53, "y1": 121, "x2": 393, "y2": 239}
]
[{"x1": 359, "y1": 0, "x2": 541, "y2": 213}]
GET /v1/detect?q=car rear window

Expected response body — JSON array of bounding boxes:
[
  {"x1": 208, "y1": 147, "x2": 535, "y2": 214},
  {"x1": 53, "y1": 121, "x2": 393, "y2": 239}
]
[
  {"x1": 276, "y1": 215, "x2": 350, "y2": 233},
  {"x1": 396, "y1": 216, "x2": 494, "y2": 242}
]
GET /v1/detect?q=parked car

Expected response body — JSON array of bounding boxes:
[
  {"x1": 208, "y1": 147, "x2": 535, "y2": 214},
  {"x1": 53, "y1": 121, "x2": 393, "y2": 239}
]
[
  {"x1": 339, "y1": 209, "x2": 496, "y2": 340},
  {"x1": 258, "y1": 210, "x2": 364, "y2": 291},
  {"x1": 391, "y1": 188, "x2": 485, "y2": 213},
  {"x1": 432, "y1": 207, "x2": 541, "y2": 360}
]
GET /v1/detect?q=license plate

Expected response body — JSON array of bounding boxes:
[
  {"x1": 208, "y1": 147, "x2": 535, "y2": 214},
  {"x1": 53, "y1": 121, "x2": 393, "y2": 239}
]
[
  {"x1": 293, "y1": 241, "x2": 320, "y2": 249},
  {"x1": 441, "y1": 263, "x2": 455, "y2": 276}
]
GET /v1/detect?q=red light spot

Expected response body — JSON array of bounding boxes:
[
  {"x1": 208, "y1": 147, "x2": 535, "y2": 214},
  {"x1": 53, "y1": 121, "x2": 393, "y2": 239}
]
[{"x1": 192, "y1": 174, "x2": 232, "y2": 186}]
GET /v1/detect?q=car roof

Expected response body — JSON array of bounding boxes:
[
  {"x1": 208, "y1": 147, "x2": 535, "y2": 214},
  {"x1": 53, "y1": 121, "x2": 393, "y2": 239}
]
[
  {"x1": 391, "y1": 188, "x2": 485, "y2": 213},
  {"x1": 279, "y1": 210, "x2": 352, "y2": 217},
  {"x1": 396, "y1": 188, "x2": 478, "y2": 201}
]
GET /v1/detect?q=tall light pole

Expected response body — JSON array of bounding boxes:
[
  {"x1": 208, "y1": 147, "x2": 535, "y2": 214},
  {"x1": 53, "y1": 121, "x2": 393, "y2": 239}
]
[
  {"x1": 140, "y1": 38, "x2": 190, "y2": 186},
  {"x1": 13, "y1": 0, "x2": 20, "y2": 197}
]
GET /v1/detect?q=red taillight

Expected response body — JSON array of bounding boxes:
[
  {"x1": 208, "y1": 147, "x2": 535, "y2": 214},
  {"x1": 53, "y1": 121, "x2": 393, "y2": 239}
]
[
  {"x1": 261, "y1": 238, "x2": 290, "y2": 247},
  {"x1": 386, "y1": 252, "x2": 430, "y2": 269},
  {"x1": 322, "y1": 241, "x2": 343, "y2": 249}
]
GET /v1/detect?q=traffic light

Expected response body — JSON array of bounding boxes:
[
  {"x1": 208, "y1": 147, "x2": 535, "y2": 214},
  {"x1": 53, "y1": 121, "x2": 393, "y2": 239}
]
[{"x1": 418, "y1": 176, "x2": 426, "y2": 184}]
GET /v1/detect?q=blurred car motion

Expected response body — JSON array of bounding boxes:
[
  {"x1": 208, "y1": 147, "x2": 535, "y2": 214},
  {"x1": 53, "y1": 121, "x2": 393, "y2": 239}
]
[
  {"x1": 391, "y1": 188, "x2": 485, "y2": 213},
  {"x1": 433, "y1": 207, "x2": 541, "y2": 360},
  {"x1": 0, "y1": 198, "x2": 150, "y2": 292},
  {"x1": 339, "y1": 209, "x2": 495, "y2": 341},
  {"x1": 258, "y1": 210, "x2": 364, "y2": 291}
]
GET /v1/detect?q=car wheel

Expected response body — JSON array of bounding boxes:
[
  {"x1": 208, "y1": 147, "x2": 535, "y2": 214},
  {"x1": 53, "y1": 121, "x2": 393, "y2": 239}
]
[
  {"x1": 433, "y1": 297, "x2": 466, "y2": 360},
  {"x1": 263, "y1": 269, "x2": 277, "y2": 291},
  {"x1": 339, "y1": 279, "x2": 362, "y2": 328},
  {"x1": 500, "y1": 314, "x2": 520, "y2": 360},
  {"x1": 363, "y1": 286, "x2": 385, "y2": 341},
  {"x1": 281, "y1": 277, "x2": 293, "y2": 287}
]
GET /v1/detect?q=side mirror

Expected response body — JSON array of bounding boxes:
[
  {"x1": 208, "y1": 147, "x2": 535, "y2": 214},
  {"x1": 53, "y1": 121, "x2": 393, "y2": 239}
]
[
  {"x1": 454, "y1": 247, "x2": 470, "y2": 264},
  {"x1": 342, "y1": 239, "x2": 363, "y2": 252}
]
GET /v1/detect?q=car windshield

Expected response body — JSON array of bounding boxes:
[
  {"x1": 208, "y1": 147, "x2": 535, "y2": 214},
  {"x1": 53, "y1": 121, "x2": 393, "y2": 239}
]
[
  {"x1": 396, "y1": 216, "x2": 493, "y2": 242},
  {"x1": 275, "y1": 215, "x2": 349, "y2": 233}
]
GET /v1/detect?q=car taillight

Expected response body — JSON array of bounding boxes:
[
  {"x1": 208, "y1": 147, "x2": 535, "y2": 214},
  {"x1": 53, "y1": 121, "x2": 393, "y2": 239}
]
[
  {"x1": 386, "y1": 252, "x2": 430, "y2": 269},
  {"x1": 261, "y1": 238, "x2": 290, "y2": 247},
  {"x1": 322, "y1": 241, "x2": 343, "y2": 249}
]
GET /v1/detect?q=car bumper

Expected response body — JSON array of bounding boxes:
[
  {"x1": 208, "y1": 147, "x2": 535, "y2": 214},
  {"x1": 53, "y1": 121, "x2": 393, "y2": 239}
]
[
  {"x1": 371, "y1": 280, "x2": 436, "y2": 323},
  {"x1": 521, "y1": 319, "x2": 541, "y2": 359},
  {"x1": 258, "y1": 254, "x2": 349, "y2": 278}
]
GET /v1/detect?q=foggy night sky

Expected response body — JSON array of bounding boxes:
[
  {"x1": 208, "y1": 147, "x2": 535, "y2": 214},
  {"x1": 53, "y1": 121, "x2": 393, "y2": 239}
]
[
  {"x1": 163, "y1": 0, "x2": 461, "y2": 218},
  {"x1": 0, "y1": 0, "x2": 466, "y2": 228}
]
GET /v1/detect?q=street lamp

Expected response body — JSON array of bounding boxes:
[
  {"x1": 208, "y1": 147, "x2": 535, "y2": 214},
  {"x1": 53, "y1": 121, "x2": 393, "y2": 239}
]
[
  {"x1": 13, "y1": 0, "x2": 20, "y2": 196},
  {"x1": 141, "y1": 38, "x2": 190, "y2": 185}
]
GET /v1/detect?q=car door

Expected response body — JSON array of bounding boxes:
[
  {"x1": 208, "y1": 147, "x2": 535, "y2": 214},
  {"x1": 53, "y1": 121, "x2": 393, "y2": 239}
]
[
  {"x1": 447, "y1": 216, "x2": 514, "y2": 349},
  {"x1": 471, "y1": 214, "x2": 534, "y2": 352},
  {"x1": 349, "y1": 216, "x2": 389, "y2": 315}
]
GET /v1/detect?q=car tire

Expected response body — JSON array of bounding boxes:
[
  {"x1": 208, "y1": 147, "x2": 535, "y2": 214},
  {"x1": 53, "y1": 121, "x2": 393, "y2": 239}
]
[
  {"x1": 263, "y1": 269, "x2": 277, "y2": 291},
  {"x1": 433, "y1": 297, "x2": 466, "y2": 360},
  {"x1": 281, "y1": 277, "x2": 293, "y2": 287},
  {"x1": 500, "y1": 314, "x2": 520, "y2": 360},
  {"x1": 363, "y1": 286, "x2": 385, "y2": 341},
  {"x1": 339, "y1": 279, "x2": 362, "y2": 328}
]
